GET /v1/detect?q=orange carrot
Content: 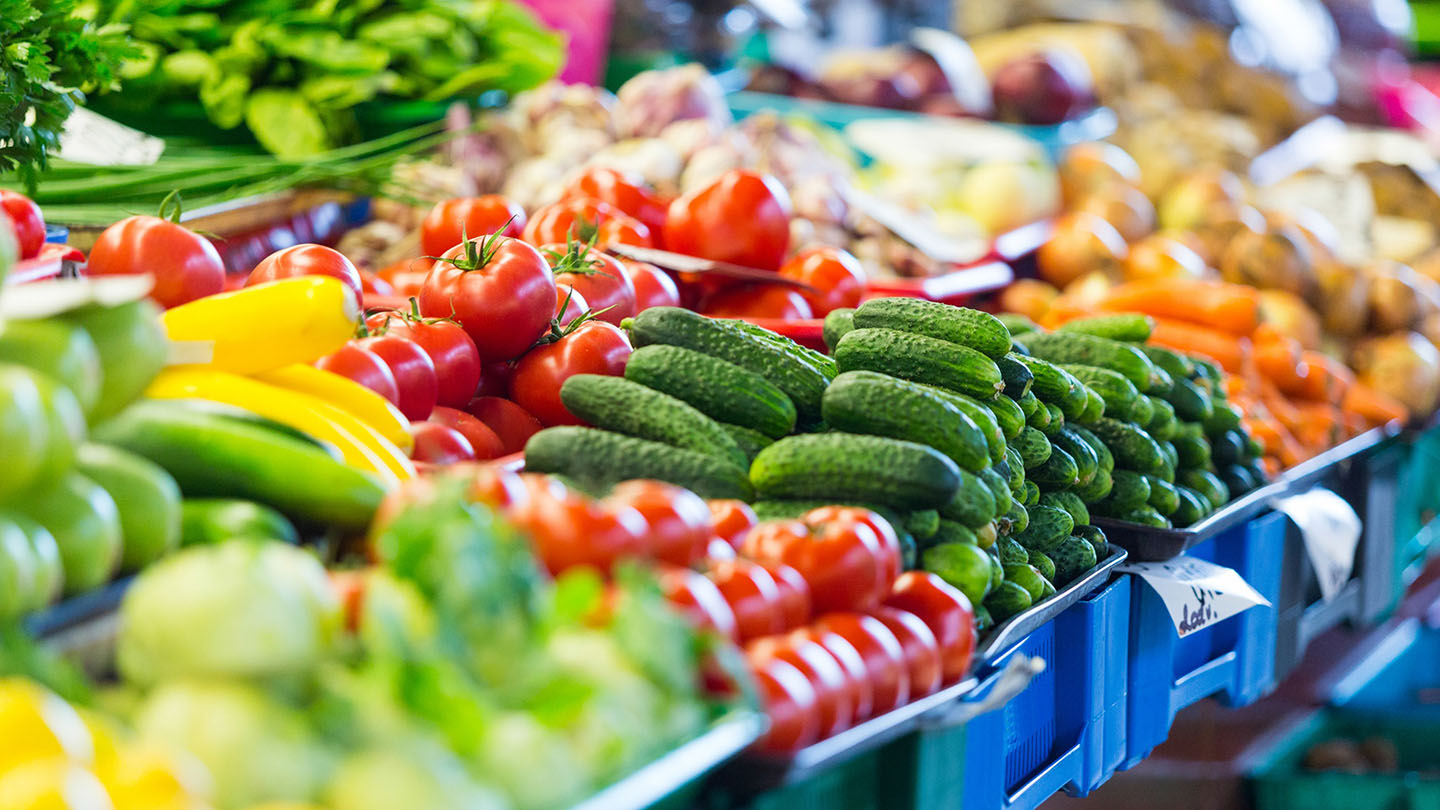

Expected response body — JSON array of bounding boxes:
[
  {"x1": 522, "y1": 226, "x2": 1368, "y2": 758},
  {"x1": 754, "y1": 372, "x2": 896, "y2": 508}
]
[
  {"x1": 1292, "y1": 401, "x2": 1344, "y2": 451},
  {"x1": 1099, "y1": 279, "x2": 1261, "y2": 336},
  {"x1": 1291, "y1": 352, "x2": 1354, "y2": 402},
  {"x1": 1255, "y1": 340, "x2": 1310, "y2": 397},
  {"x1": 1149, "y1": 318, "x2": 1251, "y2": 372},
  {"x1": 1343, "y1": 383, "x2": 1409, "y2": 427},
  {"x1": 1260, "y1": 456, "x2": 1282, "y2": 479},
  {"x1": 1037, "y1": 300, "x2": 1095, "y2": 331}
]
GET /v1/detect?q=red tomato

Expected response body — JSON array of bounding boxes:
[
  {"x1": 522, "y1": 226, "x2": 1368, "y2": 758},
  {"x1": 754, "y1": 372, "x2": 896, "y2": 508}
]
[
  {"x1": 659, "y1": 565, "x2": 739, "y2": 640},
  {"x1": 701, "y1": 283, "x2": 814, "y2": 320},
  {"x1": 87, "y1": 215, "x2": 226, "y2": 308},
  {"x1": 762, "y1": 562, "x2": 812, "y2": 631},
  {"x1": 376, "y1": 257, "x2": 432, "y2": 297},
  {"x1": 884, "y1": 572, "x2": 975, "y2": 685},
  {"x1": 870, "y1": 607, "x2": 943, "y2": 699},
  {"x1": 709, "y1": 500, "x2": 758, "y2": 549},
  {"x1": 369, "y1": 313, "x2": 483, "y2": 409},
  {"x1": 466, "y1": 465, "x2": 528, "y2": 508},
  {"x1": 428, "y1": 406, "x2": 504, "y2": 460},
  {"x1": 475, "y1": 361, "x2": 512, "y2": 399},
  {"x1": 706, "y1": 559, "x2": 782, "y2": 642},
  {"x1": 747, "y1": 635, "x2": 853, "y2": 739},
  {"x1": 807, "y1": 506, "x2": 902, "y2": 591},
  {"x1": 408, "y1": 421, "x2": 476, "y2": 465},
  {"x1": 621, "y1": 259, "x2": 681, "y2": 311},
  {"x1": 316, "y1": 344, "x2": 399, "y2": 404},
  {"x1": 664, "y1": 169, "x2": 792, "y2": 270},
  {"x1": 751, "y1": 657, "x2": 821, "y2": 752},
  {"x1": 508, "y1": 320, "x2": 631, "y2": 426},
  {"x1": 419, "y1": 235, "x2": 556, "y2": 361},
  {"x1": 596, "y1": 217, "x2": 653, "y2": 249},
  {"x1": 464, "y1": 396, "x2": 542, "y2": 454},
  {"x1": 790, "y1": 626, "x2": 873, "y2": 722},
  {"x1": 740, "y1": 507, "x2": 898, "y2": 614},
  {"x1": 357, "y1": 335, "x2": 437, "y2": 421},
  {"x1": 779, "y1": 246, "x2": 867, "y2": 315},
  {"x1": 606, "y1": 480, "x2": 712, "y2": 566},
  {"x1": 420, "y1": 195, "x2": 526, "y2": 256},
  {"x1": 554, "y1": 282, "x2": 590, "y2": 327},
  {"x1": 524, "y1": 197, "x2": 654, "y2": 249},
  {"x1": 707, "y1": 537, "x2": 737, "y2": 561},
  {"x1": 542, "y1": 242, "x2": 637, "y2": 325},
  {"x1": 247, "y1": 244, "x2": 363, "y2": 301},
  {"x1": 508, "y1": 483, "x2": 648, "y2": 575},
  {"x1": 565, "y1": 167, "x2": 668, "y2": 236},
  {"x1": 815, "y1": 612, "x2": 910, "y2": 716},
  {"x1": 0, "y1": 191, "x2": 44, "y2": 259},
  {"x1": 359, "y1": 270, "x2": 394, "y2": 297}
]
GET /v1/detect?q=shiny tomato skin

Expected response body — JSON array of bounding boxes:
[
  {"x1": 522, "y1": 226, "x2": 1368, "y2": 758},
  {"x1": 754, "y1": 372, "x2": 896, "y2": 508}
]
[
  {"x1": 554, "y1": 283, "x2": 590, "y2": 327},
  {"x1": 357, "y1": 335, "x2": 437, "y2": 421},
  {"x1": 508, "y1": 320, "x2": 631, "y2": 426},
  {"x1": 524, "y1": 197, "x2": 654, "y2": 249},
  {"x1": 360, "y1": 270, "x2": 394, "y2": 297},
  {"x1": 790, "y1": 626, "x2": 873, "y2": 723},
  {"x1": 707, "y1": 499, "x2": 757, "y2": 549},
  {"x1": 474, "y1": 361, "x2": 513, "y2": 400},
  {"x1": 701, "y1": 283, "x2": 814, "y2": 320},
  {"x1": 751, "y1": 657, "x2": 821, "y2": 752},
  {"x1": 376, "y1": 257, "x2": 433, "y2": 297},
  {"x1": 316, "y1": 344, "x2": 399, "y2": 404},
  {"x1": 247, "y1": 243, "x2": 363, "y2": 301},
  {"x1": 621, "y1": 259, "x2": 682, "y2": 311},
  {"x1": 664, "y1": 169, "x2": 792, "y2": 270},
  {"x1": 428, "y1": 406, "x2": 504, "y2": 459},
  {"x1": 815, "y1": 612, "x2": 910, "y2": 717},
  {"x1": 463, "y1": 395, "x2": 542, "y2": 455},
  {"x1": 807, "y1": 506, "x2": 903, "y2": 593},
  {"x1": 565, "y1": 167, "x2": 668, "y2": 236},
  {"x1": 407, "y1": 421, "x2": 476, "y2": 465},
  {"x1": 508, "y1": 484, "x2": 648, "y2": 575},
  {"x1": 747, "y1": 635, "x2": 853, "y2": 739},
  {"x1": 421, "y1": 195, "x2": 526, "y2": 256},
  {"x1": 542, "y1": 242, "x2": 637, "y2": 325},
  {"x1": 707, "y1": 537, "x2": 737, "y2": 561},
  {"x1": 762, "y1": 562, "x2": 812, "y2": 631},
  {"x1": 740, "y1": 508, "x2": 896, "y2": 614},
  {"x1": 0, "y1": 191, "x2": 44, "y2": 259},
  {"x1": 374, "y1": 316, "x2": 482, "y2": 409},
  {"x1": 659, "y1": 565, "x2": 738, "y2": 640},
  {"x1": 884, "y1": 572, "x2": 975, "y2": 685},
  {"x1": 87, "y1": 215, "x2": 226, "y2": 308},
  {"x1": 779, "y1": 246, "x2": 868, "y2": 315},
  {"x1": 419, "y1": 237, "x2": 556, "y2": 361},
  {"x1": 465, "y1": 465, "x2": 528, "y2": 508},
  {"x1": 706, "y1": 558, "x2": 782, "y2": 642},
  {"x1": 606, "y1": 480, "x2": 712, "y2": 566},
  {"x1": 870, "y1": 606, "x2": 943, "y2": 699}
]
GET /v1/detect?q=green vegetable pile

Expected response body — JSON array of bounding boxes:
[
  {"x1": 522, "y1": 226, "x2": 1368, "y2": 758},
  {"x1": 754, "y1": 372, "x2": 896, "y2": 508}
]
[{"x1": 88, "y1": 0, "x2": 563, "y2": 157}]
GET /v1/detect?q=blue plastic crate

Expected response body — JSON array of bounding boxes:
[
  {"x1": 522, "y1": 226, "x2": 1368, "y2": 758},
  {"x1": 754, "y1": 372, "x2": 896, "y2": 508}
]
[
  {"x1": 1329, "y1": 618, "x2": 1440, "y2": 717},
  {"x1": 879, "y1": 575, "x2": 1130, "y2": 810},
  {"x1": 1122, "y1": 511, "x2": 1285, "y2": 769}
]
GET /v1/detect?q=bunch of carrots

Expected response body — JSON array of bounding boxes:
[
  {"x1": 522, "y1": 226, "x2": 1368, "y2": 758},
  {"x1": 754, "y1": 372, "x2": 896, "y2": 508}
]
[{"x1": 1041, "y1": 278, "x2": 1409, "y2": 475}]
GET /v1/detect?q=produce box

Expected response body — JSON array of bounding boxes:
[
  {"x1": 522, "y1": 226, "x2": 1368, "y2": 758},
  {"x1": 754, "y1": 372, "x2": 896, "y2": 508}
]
[
  {"x1": 1393, "y1": 422, "x2": 1440, "y2": 584},
  {"x1": 1250, "y1": 711, "x2": 1440, "y2": 810}
]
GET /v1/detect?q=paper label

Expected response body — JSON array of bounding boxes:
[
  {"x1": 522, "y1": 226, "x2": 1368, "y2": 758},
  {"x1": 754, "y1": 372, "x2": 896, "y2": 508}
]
[
  {"x1": 1119, "y1": 557, "x2": 1270, "y2": 638},
  {"x1": 58, "y1": 108, "x2": 165, "y2": 167},
  {"x1": 1272, "y1": 488, "x2": 1362, "y2": 601},
  {"x1": 0, "y1": 276, "x2": 153, "y2": 320}
]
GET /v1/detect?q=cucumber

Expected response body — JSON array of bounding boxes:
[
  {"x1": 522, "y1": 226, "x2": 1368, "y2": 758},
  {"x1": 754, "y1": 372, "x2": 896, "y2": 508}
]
[
  {"x1": 728, "y1": 319, "x2": 838, "y2": 380},
  {"x1": 1039, "y1": 490, "x2": 1090, "y2": 527},
  {"x1": 1146, "y1": 476, "x2": 1181, "y2": 516},
  {"x1": 560, "y1": 374, "x2": 746, "y2": 468},
  {"x1": 1111, "y1": 505, "x2": 1171, "y2": 528},
  {"x1": 1017, "y1": 390, "x2": 1041, "y2": 419},
  {"x1": 1027, "y1": 395, "x2": 1052, "y2": 431},
  {"x1": 1212, "y1": 430, "x2": 1247, "y2": 466},
  {"x1": 1021, "y1": 480, "x2": 1040, "y2": 507},
  {"x1": 1145, "y1": 397, "x2": 1179, "y2": 442},
  {"x1": 1128, "y1": 394, "x2": 1155, "y2": 427},
  {"x1": 1159, "y1": 441, "x2": 1180, "y2": 474},
  {"x1": 1246, "y1": 436, "x2": 1265, "y2": 460},
  {"x1": 1029, "y1": 445, "x2": 1080, "y2": 489},
  {"x1": 1053, "y1": 428, "x2": 1100, "y2": 487},
  {"x1": 929, "y1": 387, "x2": 1006, "y2": 464},
  {"x1": 974, "y1": 605, "x2": 995, "y2": 633},
  {"x1": 985, "y1": 394, "x2": 1027, "y2": 441},
  {"x1": 1172, "y1": 487, "x2": 1210, "y2": 527},
  {"x1": 1013, "y1": 505, "x2": 1073, "y2": 552},
  {"x1": 852, "y1": 297, "x2": 1013, "y2": 359},
  {"x1": 997, "y1": 535, "x2": 1029, "y2": 565},
  {"x1": 1020, "y1": 331, "x2": 1161, "y2": 390},
  {"x1": 719, "y1": 423, "x2": 773, "y2": 464},
  {"x1": 997, "y1": 354, "x2": 1035, "y2": 399},
  {"x1": 76, "y1": 443, "x2": 181, "y2": 571},
  {"x1": 1172, "y1": 424, "x2": 1212, "y2": 469},
  {"x1": 63, "y1": 300, "x2": 168, "y2": 423},
  {"x1": 1003, "y1": 448, "x2": 1026, "y2": 492},
  {"x1": 1040, "y1": 403, "x2": 1065, "y2": 436},
  {"x1": 1147, "y1": 366, "x2": 1175, "y2": 398},
  {"x1": 835, "y1": 328, "x2": 1004, "y2": 400},
  {"x1": 823, "y1": 307, "x2": 856, "y2": 351},
  {"x1": 624, "y1": 344, "x2": 797, "y2": 439},
  {"x1": 1050, "y1": 536, "x2": 1098, "y2": 585},
  {"x1": 751, "y1": 432, "x2": 961, "y2": 510},
  {"x1": 1073, "y1": 467, "x2": 1113, "y2": 503},
  {"x1": 928, "y1": 520, "x2": 977, "y2": 549},
  {"x1": 1001, "y1": 503, "x2": 1029, "y2": 536},
  {"x1": 625, "y1": 307, "x2": 829, "y2": 424},
  {"x1": 976, "y1": 521, "x2": 999, "y2": 549},
  {"x1": 1069, "y1": 425, "x2": 1114, "y2": 473},
  {"x1": 1058, "y1": 314, "x2": 1154, "y2": 342},
  {"x1": 1078, "y1": 386, "x2": 1106, "y2": 424},
  {"x1": 1140, "y1": 345, "x2": 1196, "y2": 384},
  {"x1": 1204, "y1": 402, "x2": 1244, "y2": 436},
  {"x1": 940, "y1": 469, "x2": 998, "y2": 528},
  {"x1": 1073, "y1": 525, "x2": 1109, "y2": 560},
  {"x1": 1027, "y1": 549, "x2": 1056, "y2": 581},
  {"x1": 1106, "y1": 470, "x2": 1152, "y2": 509},
  {"x1": 1060, "y1": 365, "x2": 1140, "y2": 420},
  {"x1": 527, "y1": 427, "x2": 753, "y2": 500},
  {"x1": 984, "y1": 580, "x2": 1033, "y2": 621},
  {"x1": 1191, "y1": 357, "x2": 1222, "y2": 385},
  {"x1": 180, "y1": 498, "x2": 298, "y2": 547},
  {"x1": 1179, "y1": 469, "x2": 1230, "y2": 509},
  {"x1": 1003, "y1": 563, "x2": 1048, "y2": 601},
  {"x1": 1057, "y1": 372, "x2": 1091, "y2": 421},
  {"x1": 821, "y1": 371, "x2": 990, "y2": 472},
  {"x1": 980, "y1": 466, "x2": 1014, "y2": 516},
  {"x1": 1167, "y1": 377, "x2": 1214, "y2": 422},
  {"x1": 1040, "y1": 578, "x2": 1057, "y2": 598},
  {"x1": 998, "y1": 314, "x2": 1039, "y2": 336},
  {"x1": 1089, "y1": 418, "x2": 1168, "y2": 475},
  {"x1": 1013, "y1": 426, "x2": 1053, "y2": 470},
  {"x1": 923, "y1": 541, "x2": 995, "y2": 605},
  {"x1": 1221, "y1": 464, "x2": 1259, "y2": 496},
  {"x1": 1016, "y1": 355, "x2": 1077, "y2": 404}
]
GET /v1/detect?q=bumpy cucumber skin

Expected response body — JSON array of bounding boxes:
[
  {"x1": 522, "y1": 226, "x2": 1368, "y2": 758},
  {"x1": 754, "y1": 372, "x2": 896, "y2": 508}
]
[
  {"x1": 1058, "y1": 314, "x2": 1154, "y2": 342},
  {"x1": 998, "y1": 355, "x2": 1035, "y2": 399},
  {"x1": 940, "y1": 468, "x2": 999, "y2": 528},
  {"x1": 525, "y1": 426, "x2": 753, "y2": 499},
  {"x1": 1013, "y1": 426, "x2": 1053, "y2": 470},
  {"x1": 835, "y1": 328, "x2": 1005, "y2": 400},
  {"x1": 719, "y1": 423, "x2": 773, "y2": 464},
  {"x1": 853, "y1": 297, "x2": 1013, "y2": 359},
  {"x1": 750, "y1": 432, "x2": 961, "y2": 510},
  {"x1": 1030, "y1": 445, "x2": 1080, "y2": 489},
  {"x1": 1021, "y1": 331, "x2": 1160, "y2": 390},
  {"x1": 1090, "y1": 418, "x2": 1168, "y2": 475},
  {"x1": 823, "y1": 308, "x2": 857, "y2": 351},
  {"x1": 822, "y1": 370, "x2": 990, "y2": 472},
  {"x1": 624, "y1": 344, "x2": 797, "y2": 439},
  {"x1": 1061, "y1": 364, "x2": 1140, "y2": 419},
  {"x1": 560, "y1": 374, "x2": 746, "y2": 468}
]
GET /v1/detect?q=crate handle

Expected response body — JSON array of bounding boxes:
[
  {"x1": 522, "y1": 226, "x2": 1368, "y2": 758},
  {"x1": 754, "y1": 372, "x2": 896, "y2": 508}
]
[{"x1": 917, "y1": 653, "x2": 1046, "y2": 730}]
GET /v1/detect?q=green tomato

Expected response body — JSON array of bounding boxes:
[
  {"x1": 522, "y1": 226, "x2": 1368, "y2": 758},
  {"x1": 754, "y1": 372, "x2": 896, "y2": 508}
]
[
  {"x1": 61, "y1": 300, "x2": 167, "y2": 423},
  {"x1": 14, "y1": 472, "x2": 123, "y2": 595},
  {"x1": 0, "y1": 514, "x2": 37, "y2": 621},
  {"x1": 0, "y1": 365, "x2": 50, "y2": 499},
  {"x1": 0, "y1": 318, "x2": 103, "y2": 414},
  {"x1": 77, "y1": 444, "x2": 181, "y2": 572}
]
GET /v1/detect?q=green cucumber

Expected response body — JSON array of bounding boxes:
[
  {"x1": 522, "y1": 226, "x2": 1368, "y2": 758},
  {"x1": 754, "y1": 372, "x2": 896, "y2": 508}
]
[
  {"x1": 822, "y1": 371, "x2": 990, "y2": 472},
  {"x1": 1016, "y1": 355, "x2": 1077, "y2": 404},
  {"x1": 1050, "y1": 536, "x2": 1099, "y2": 585},
  {"x1": 1028, "y1": 549, "x2": 1056, "y2": 581},
  {"x1": 1069, "y1": 425, "x2": 1114, "y2": 473},
  {"x1": 1172, "y1": 424, "x2": 1212, "y2": 469},
  {"x1": 1140, "y1": 345, "x2": 1196, "y2": 384},
  {"x1": 1053, "y1": 428, "x2": 1100, "y2": 487},
  {"x1": 923, "y1": 541, "x2": 995, "y2": 605},
  {"x1": 929, "y1": 387, "x2": 1006, "y2": 464},
  {"x1": 980, "y1": 466, "x2": 1014, "y2": 516},
  {"x1": 1221, "y1": 464, "x2": 1259, "y2": 497},
  {"x1": 1179, "y1": 469, "x2": 1230, "y2": 509},
  {"x1": 1159, "y1": 440, "x2": 1180, "y2": 473},
  {"x1": 1167, "y1": 377, "x2": 1214, "y2": 422},
  {"x1": 1078, "y1": 386, "x2": 1106, "y2": 424},
  {"x1": 1013, "y1": 426, "x2": 1053, "y2": 470},
  {"x1": 997, "y1": 534, "x2": 1029, "y2": 565},
  {"x1": 1058, "y1": 314, "x2": 1154, "y2": 342},
  {"x1": 1147, "y1": 366, "x2": 1175, "y2": 397},
  {"x1": 624, "y1": 344, "x2": 797, "y2": 439},
  {"x1": 559, "y1": 374, "x2": 746, "y2": 468},
  {"x1": 729, "y1": 319, "x2": 838, "y2": 380},
  {"x1": 1004, "y1": 563, "x2": 1048, "y2": 601},
  {"x1": 1146, "y1": 476, "x2": 1181, "y2": 516},
  {"x1": 179, "y1": 498, "x2": 298, "y2": 547},
  {"x1": 940, "y1": 469, "x2": 998, "y2": 529},
  {"x1": 1212, "y1": 430, "x2": 1247, "y2": 466},
  {"x1": 1112, "y1": 505, "x2": 1171, "y2": 528},
  {"x1": 929, "y1": 520, "x2": 977, "y2": 548},
  {"x1": 835, "y1": 328, "x2": 1004, "y2": 400},
  {"x1": 1060, "y1": 365, "x2": 1140, "y2": 420},
  {"x1": 997, "y1": 354, "x2": 1035, "y2": 399},
  {"x1": 1019, "y1": 331, "x2": 1160, "y2": 390},
  {"x1": 985, "y1": 394, "x2": 1027, "y2": 441},
  {"x1": 1073, "y1": 467, "x2": 1114, "y2": 503},
  {"x1": 1074, "y1": 525, "x2": 1109, "y2": 560},
  {"x1": 905, "y1": 509, "x2": 941, "y2": 541},
  {"x1": 526, "y1": 427, "x2": 753, "y2": 500},
  {"x1": 1021, "y1": 480, "x2": 1040, "y2": 507},
  {"x1": 1172, "y1": 487, "x2": 1210, "y2": 527},
  {"x1": 1145, "y1": 397, "x2": 1179, "y2": 442},
  {"x1": 1029, "y1": 445, "x2": 1080, "y2": 489},
  {"x1": 852, "y1": 297, "x2": 1012, "y2": 359},
  {"x1": 1040, "y1": 403, "x2": 1065, "y2": 436},
  {"x1": 1106, "y1": 470, "x2": 1152, "y2": 509},
  {"x1": 750, "y1": 432, "x2": 960, "y2": 510},
  {"x1": 1017, "y1": 390, "x2": 1041, "y2": 419},
  {"x1": 998, "y1": 314, "x2": 1040, "y2": 336},
  {"x1": 1089, "y1": 418, "x2": 1168, "y2": 475},
  {"x1": 719, "y1": 423, "x2": 773, "y2": 464},
  {"x1": 823, "y1": 307, "x2": 856, "y2": 351},
  {"x1": 1013, "y1": 505, "x2": 1073, "y2": 552},
  {"x1": 1027, "y1": 396, "x2": 1053, "y2": 431},
  {"x1": 1204, "y1": 402, "x2": 1244, "y2": 436},
  {"x1": 1128, "y1": 394, "x2": 1155, "y2": 427},
  {"x1": 1039, "y1": 490, "x2": 1090, "y2": 527},
  {"x1": 985, "y1": 580, "x2": 1033, "y2": 621},
  {"x1": 1001, "y1": 503, "x2": 1030, "y2": 536}
]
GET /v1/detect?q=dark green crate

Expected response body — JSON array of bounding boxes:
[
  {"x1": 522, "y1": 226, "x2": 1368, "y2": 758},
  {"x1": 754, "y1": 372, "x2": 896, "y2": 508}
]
[
  {"x1": 741, "y1": 751, "x2": 884, "y2": 810},
  {"x1": 1251, "y1": 711, "x2": 1440, "y2": 810}
]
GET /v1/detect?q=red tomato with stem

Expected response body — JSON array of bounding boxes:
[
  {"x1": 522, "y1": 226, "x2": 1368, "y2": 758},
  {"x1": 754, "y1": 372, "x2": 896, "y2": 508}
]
[
  {"x1": 706, "y1": 559, "x2": 782, "y2": 642},
  {"x1": 750, "y1": 657, "x2": 821, "y2": 752},
  {"x1": 508, "y1": 484, "x2": 648, "y2": 575},
  {"x1": 420, "y1": 195, "x2": 526, "y2": 256},
  {"x1": 565, "y1": 167, "x2": 669, "y2": 236},
  {"x1": 740, "y1": 507, "x2": 898, "y2": 614},
  {"x1": 701, "y1": 283, "x2": 813, "y2": 320},
  {"x1": 762, "y1": 562, "x2": 812, "y2": 631},
  {"x1": 368, "y1": 306, "x2": 483, "y2": 409},
  {"x1": 376, "y1": 257, "x2": 433, "y2": 297},
  {"x1": 664, "y1": 169, "x2": 792, "y2": 270},
  {"x1": 357, "y1": 335, "x2": 437, "y2": 421},
  {"x1": 0, "y1": 191, "x2": 44, "y2": 259},
  {"x1": 790, "y1": 626, "x2": 873, "y2": 722},
  {"x1": 419, "y1": 234, "x2": 556, "y2": 361},
  {"x1": 87, "y1": 215, "x2": 225, "y2": 308},
  {"x1": 815, "y1": 612, "x2": 910, "y2": 716},
  {"x1": 508, "y1": 320, "x2": 631, "y2": 426},
  {"x1": 708, "y1": 500, "x2": 757, "y2": 549},
  {"x1": 428, "y1": 406, "x2": 504, "y2": 460},
  {"x1": 247, "y1": 244, "x2": 363, "y2": 301},
  {"x1": 463, "y1": 396, "x2": 542, "y2": 455},
  {"x1": 524, "y1": 197, "x2": 653, "y2": 249},
  {"x1": 779, "y1": 246, "x2": 867, "y2": 315},
  {"x1": 605, "y1": 480, "x2": 712, "y2": 566},
  {"x1": 884, "y1": 572, "x2": 975, "y2": 685},
  {"x1": 870, "y1": 606, "x2": 943, "y2": 699},
  {"x1": 542, "y1": 241, "x2": 637, "y2": 325},
  {"x1": 316, "y1": 344, "x2": 399, "y2": 404},
  {"x1": 621, "y1": 259, "x2": 681, "y2": 311},
  {"x1": 554, "y1": 283, "x2": 591, "y2": 327},
  {"x1": 747, "y1": 635, "x2": 853, "y2": 739},
  {"x1": 659, "y1": 565, "x2": 738, "y2": 641},
  {"x1": 408, "y1": 421, "x2": 476, "y2": 465}
]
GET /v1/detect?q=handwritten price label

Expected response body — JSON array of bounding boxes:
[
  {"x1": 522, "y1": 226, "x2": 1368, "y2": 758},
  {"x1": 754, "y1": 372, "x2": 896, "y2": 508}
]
[
  {"x1": 1271, "y1": 488, "x2": 1361, "y2": 601},
  {"x1": 1119, "y1": 557, "x2": 1270, "y2": 638}
]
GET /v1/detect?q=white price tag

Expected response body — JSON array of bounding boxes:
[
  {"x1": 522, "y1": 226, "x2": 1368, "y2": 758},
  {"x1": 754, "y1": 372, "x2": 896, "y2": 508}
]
[
  {"x1": 1119, "y1": 557, "x2": 1270, "y2": 638},
  {"x1": 58, "y1": 108, "x2": 165, "y2": 167},
  {"x1": 1271, "y1": 488, "x2": 1362, "y2": 601}
]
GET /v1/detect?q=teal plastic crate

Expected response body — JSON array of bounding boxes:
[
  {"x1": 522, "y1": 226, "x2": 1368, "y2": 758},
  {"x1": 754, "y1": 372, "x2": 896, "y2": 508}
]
[
  {"x1": 1250, "y1": 711, "x2": 1440, "y2": 810},
  {"x1": 739, "y1": 750, "x2": 884, "y2": 810}
]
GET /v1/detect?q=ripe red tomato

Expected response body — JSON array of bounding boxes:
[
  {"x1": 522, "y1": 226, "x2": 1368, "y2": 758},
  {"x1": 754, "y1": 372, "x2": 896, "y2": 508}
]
[
  {"x1": 884, "y1": 572, "x2": 975, "y2": 685},
  {"x1": 870, "y1": 607, "x2": 943, "y2": 699},
  {"x1": 779, "y1": 246, "x2": 867, "y2": 315},
  {"x1": 706, "y1": 559, "x2": 782, "y2": 642},
  {"x1": 747, "y1": 635, "x2": 853, "y2": 739},
  {"x1": 740, "y1": 507, "x2": 898, "y2": 614},
  {"x1": 554, "y1": 283, "x2": 591, "y2": 327},
  {"x1": 420, "y1": 195, "x2": 526, "y2": 256},
  {"x1": 419, "y1": 235, "x2": 556, "y2": 361},
  {"x1": 708, "y1": 499, "x2": 757, "y2": 549},
  {"x1": 408, "y1": 421, "x2": 476, "y2": 465},
  {"x1": 465, "y1": 465, "x2": 528, "y2": 508},
  {"x1": 659, "y1": 565, "x2": 738, "y2": 640},
  {"x1": 474, "y1": 361, "x2": 512, "y2": 399},
  {"x1": 701, "y1": 284, "x2": 814, "y2": 320},
  {"x1": 621, "y1": 259, "x2": 681, "y2": 311},
  {"x1": 508, "y1": 320, "x2": 631, "y2": 426},
  {"x1": 359, "y1": 270, "x2": 394, "y2": 297},
  {"x1": 524, "y1": 197, "x2": 653, "y2": 249},
  {"x1": 762, "y1": 562, "x2": 812, "y2": 631},
  {"x1": 0, "y1": 191, "x2": 44, "y2": 259},
  {"x1": 807, "y1": 506, "x2": 902, "y2": 591},
  {"x1": 750, "y1": 657, "x2": 821, "y2": 752},
  {"x1": 463, "y1": 396, "x2": 542, "y2": 454},
  {"x1": 565, "y1": 167, "x2": 669, "y2": 236},
  {"x1": 508, "y1": 484, "x2": 647, "y2": 575},
  {"x1": 368, "y1": 312, "x2": 483, "y2": 409},
  {"x1": 664, "y1": 169, "x2": 792, "y2": 270},
  {"x1": 87, "y1": 215, "x2": 225, "y2": 308},
  {"x1": 542, "y1": 242, "x2": 637, "y2": 326},
  {"x1": 707, "y1": 537, "x2": 737, "y2": 561},
  {"x1": 357, "y1": 335, "x2": 437, "y2": 421},
  {"x1": 814, "y1": 612, "x2": 910, "y2": 716},
  {"x1": 605, "y1": 480, "x2": 711, "y2": 566},
  {"x1": 790, "y1": 626, "x2": 873, "y2": 722},
  {"x1": 316, "y1": 344, "x2": 399, "y2": 404},
  {"x1": 247, "y1": 244, "x2": 363, "y2": 301},
  {"x1": 428, "y1": 406, "x2": 504, "y2": 460},
  {"x1": 376, "y1": 257, "x2": 433, "y2": 297}
]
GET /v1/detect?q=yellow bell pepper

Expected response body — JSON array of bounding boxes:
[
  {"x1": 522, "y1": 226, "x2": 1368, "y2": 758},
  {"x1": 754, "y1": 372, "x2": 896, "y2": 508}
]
[
  {"x1": 161, "y1": 277, "x2": 359, "y2": 375},
  {"x1": 254, "y1": 364, "x2": 413, "y2": 453}
]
